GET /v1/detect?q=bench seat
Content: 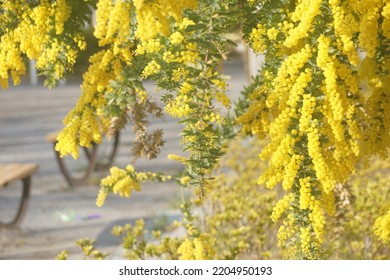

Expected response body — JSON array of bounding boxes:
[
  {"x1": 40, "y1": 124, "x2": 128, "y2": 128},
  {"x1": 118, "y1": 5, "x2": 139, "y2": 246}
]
[{"x1": 0, "y1": 163, "x2": 39, "y2": 188}]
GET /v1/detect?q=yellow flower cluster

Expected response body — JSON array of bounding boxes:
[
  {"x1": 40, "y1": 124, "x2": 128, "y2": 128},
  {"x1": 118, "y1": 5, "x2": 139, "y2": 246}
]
[
  {"x1": 170, "y1": 32, "x2": 185, "y2": 45},
  {"x1": 317, "y1": 36, "x2": 343, "y2": 126},
  {"x1": 284, "y1": 0, "x2": 322, "y2": 48},
  {"x1": 0, "y1": 0, "x2": 84, "y2": 87},
  {"x1": 383, "y1": 3, "x2": 390, "y2": 39},
  {"x1": 0, "y1": 33, "x2": 26, "y2": 87},
  {"x1": 135, "y1": 39, "x2": 162, "y2": 55},
  {"x1": 162, "y1": 51, "x2": 176, "y2": 63},
  {"x1": 100, "y1": 165, "x2": 140, "y2": 201},
  {"x1": 266, "y1": 27, "x2": 279, "y2": 41},
  {"x1": 309, "y1": 200, "x2": 326, "y2": 243},
  {"x1": 299, "y1": 177, "x2": 312, "y2": 210},
  {"x1": 165, "y1": 95, "x2": 193, "y2": 118},
  {"x1": 97, "y1": 163, "x2": 171, "y2": 207},
  {"x1": 241, "y1": 0, "x2": 388, "y2": 258},
  {"x1": 0, "y1": 2, "x2": 42, "y2": 86},
  {"x1": 171, "y1": 67, "x2": 188, "y2": 82},
  {"x1": 94, "y1": 0, "x2": 133, "y2": 60},
  {"x1": 236, "y1": 85, "x2": 271, "y2": 138},
  {"x1": 179, "y1": 82, "x2": 194, "y2": 95},
  {"x1": 326, "y1": 0, "x2": 389, "y2": 63},
  {"x1": 307, "y1": 125, "x2": 335, "y2": 194},
  {"x1": 96, "y1": 188, "x2": 108, "y2": 209},
  {"x1": 142, "y1": 60, "x2": 162, "y2": 78},
  {"x1": 355, "y1": 0, "x2": 381, "y2": 58},
  {"x1": 56, "y1": 0, "x2": 136, "y2": 158},
  {"x1": 53, "y1": 0, "x2": 72, "y2": 35},
  {"x1": 300, "y1": 227, "x2": 311, "y2": 256},
  {"x1": 55, "y1": 113, "x2": 82, "y2": 159},
  {"x1": 298, "y1": 93, "x2": 316, "y2": 132},
  {"x1": 93, "y1": 0, "x2": 112, "y2": 42},
  {"x1": 178, "y1": 18, "x2": 195, "y2": 30},
  {"x1": 271, "y1": 194, "x2": 294, "y2": 222},
  {"x1": 178, "y1": 43, "x2": 201, "y2": 64},
  {"x1": 258, "y1": 135, "x2": 295, "y2": 189},
  {"x1": 328, "y1": 0, "x2": 359, "y2": 65},
  {"x1": 361, "y1": 55, "x2": 390, "y2": 158},
  {"x1": 282, "y1": 155, "x2": 302, "y2": 191},
  {"x1": 167, "y1": 153, "x2": 187, "y2": 163},
  {"x1": 133, "y1": 0, "x2": 197, "y2": 42},
  {"x1": 177, "y1": 236, "x2": 213, "y2": 260},
  {"x1": 249, "y1": 24, "x2": 266, "y2": 53},
  {"x1": 312, "y1": 34, "x2": 361, "y2": 188},
  {"x1": 55, "y1": 50, "x2": 116, "y2": 157},
  {"x1": 277, "y1": 214, "x2": 298, "y2": 249},
  {"x1": 267, "y1": 44, "x2": 313, "y2": 109}
]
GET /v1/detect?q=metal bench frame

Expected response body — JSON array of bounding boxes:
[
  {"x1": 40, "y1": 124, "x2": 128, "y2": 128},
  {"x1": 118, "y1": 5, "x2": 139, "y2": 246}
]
[
  {"x1": 0, "y1": 163, "x2": 39, "y2": 228},
  {"x1": 47, "y1": 131, "x2": 120, "y2": 187}
]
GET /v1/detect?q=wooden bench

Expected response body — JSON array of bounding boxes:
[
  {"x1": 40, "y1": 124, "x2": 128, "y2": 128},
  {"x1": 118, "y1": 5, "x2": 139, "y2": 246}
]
[
  {"x1": 46, "y1": 131, "x2": 120, "y2": 187},
  {"x1": 0, "y1": 163, "x2": 39, "y2": 228}
]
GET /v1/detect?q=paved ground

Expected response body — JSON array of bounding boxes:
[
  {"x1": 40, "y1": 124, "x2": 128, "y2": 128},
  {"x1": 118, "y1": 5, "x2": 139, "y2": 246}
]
[{"x1": 0, "y1": 56, "x2": 248, "y2": 259}]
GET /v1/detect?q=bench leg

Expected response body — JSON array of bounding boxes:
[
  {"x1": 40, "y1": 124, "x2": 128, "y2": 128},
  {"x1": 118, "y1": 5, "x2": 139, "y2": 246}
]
[
  {"x1": 53, "y1": 143, "x2": 97, "y2": 187},
  {"x1": 0, "y1": 176, "x2": 31, "y2": 228},
  {"x1": 93, "y1": 131, "x2": 120, "y2": 171}
]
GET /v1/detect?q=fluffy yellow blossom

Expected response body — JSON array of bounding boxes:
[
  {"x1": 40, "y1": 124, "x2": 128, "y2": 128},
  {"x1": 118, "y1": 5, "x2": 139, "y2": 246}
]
[
  {"x1": 171, "y1": 67, "x2": 188, "y2": 82},
  {"x1": 141, "y1": 60, "x2": 161, "y2": 78},
  {"x1": 53, "y1": 0, "x2": 71, "y2": 35},
  {"x1": 165, "y1": 95, "x2": 193, "y2": 118},
  {"x1": 193, "y1": 238, "x2": 206, "y2": 260},
  {"x1": 282, "y1": 154, "x2": 302, "y2": 191},
  {"x1": 135, "y1": 88, "x2": 148, "y2": 103},
  {"x1": 249, "y1": 24, "x2": 266, "y2": 53},
  {"x1": 271, "y1": 194, "x2": 294, "y2": 222},
  {"x1": 258, "y1": 134, "x2": 295, "y2": 189},
  {"x1": 170, "y1": 32, "x2": 185, "y2": 45},
  {"x1": 179, "y1": 82, "x2": 194, "y2": 95},
  {"x1": 383, "y1": 3, "x2": 390, "y2": 39},
  {"x1": 101, "y1": 166, "x2": 140, "y2": 196},
  {"x1": 179, "y1": 18, "x2": 195, "y2": 29},
  {"x1": 96, "y1": 165, "x2": 150, "y2": 207},
  {"x1": 216, "y1": 91, "x2": 231, "y2": 108},
  {"x1": 135, "y1": 39, "x2": 162, "y2": 55},
  {"x1": 284, "y1": 0, "x2": 322, "y2": 48},
  {"x1": 167, "y1": 153, "x2": 187, "y2": 163},
  {"x1": 96, "y1": 188, "x2": 108, "y2": 208},
  {"x1": 162, "y1": 51, "x2": 176, "y2": 62},
  {"x1": 174, "y1": 43, "x2": 200, "y2": 64},
  {"x1": 266, "y1": 27, "x2": 279, "y2": 41},
  {"x1": 267, "y1": 44, "x2": 312, "y2": 108},
  {"x1": 177, "y1": 237, "x2": 210, "y2": 260},
  {"x1": 177, "y1": 239, "x2": 194, "y2": 260},
  {"x1": 374, "y1": 208, "x2": 390, "y2": 244},
  {"x1": 299, "y1": 177, "x2": 312, "y2": 210},
  {"x1": 134, "y1": 0, "x2": 198, "y2": 41},
  {"x1": 309, "y1": 200, "x2": 326, "y2": 243},
  {"x1": 299, "y1": 94, "x2": 316, "y2": 132},
  {"x1": 55, "y1": 114, "x2": 82, "y2": 159},
  {"x1": 328, "y1": 0, "x2": 359, "y2": 65},
  {"x1": 55, "y1": 49, "x2": 118, "y2": 157},
  {"x1": 307, "y1": 125, "x2": 335, "y2": 194},
  {"x1": 94, "y1": 0, "x2": 113, "y2": 43},
  {"x1": 0, "y1": 0, "x2": 79, "y2": 87},
  {"x1": 300, "y1": 227, "x2": 311, "y2": 256},
  {"x1": 355, "y1": 0, "x2": 382, "y2": 58},
  {"x1": 317, "y1": 35, "x2": 345, "y2": 124},
  {"x1": 180, "y1": 176, "x2": 191, "y2": 185}
]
